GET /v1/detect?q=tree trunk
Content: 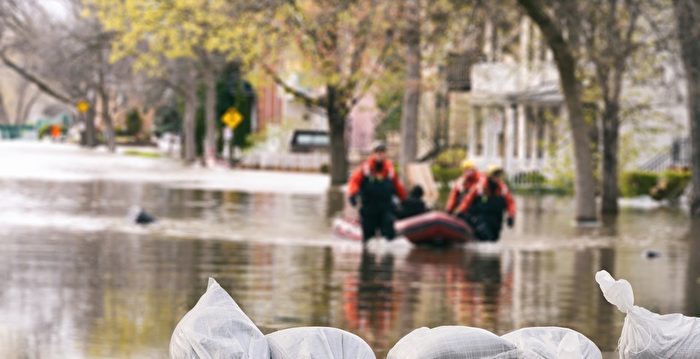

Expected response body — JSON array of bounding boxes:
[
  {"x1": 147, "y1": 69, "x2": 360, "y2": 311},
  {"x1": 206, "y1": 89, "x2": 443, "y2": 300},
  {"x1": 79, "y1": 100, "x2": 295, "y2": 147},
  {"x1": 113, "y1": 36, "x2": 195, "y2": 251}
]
[
  {"x1": 601, "y1": 103, "x2": 620, "y2": 214},
  {"x1": 326, "y1": 85, "x2": 349, "y2": 185},
  {"x1": 399, "y1": 0, "x2": 422, "y2": 180},
  {"x1": 183, "y1": 84, "x2": 198, "y2": 163},
  {"x1": 0, "y1": 92, "x2": 10, "y2": 124},
  {"x1": 204, "y1": 70, "x2": 218, "y2": 166},
  {"x1": 518, "y1": 0, "x2": 598, "y2": 222},
  {"x1": 84, "y1": 96, "x2": 97, "y2": 148},
  {"x1": 99, "y1": 89, "x2": 116, "y2": 152},
  {"x1": 673, "y1": 0, "x2": 700, "y2": 217},
  {"x1": 17, "y1": 90, "x2": 40, "y2": 125}
]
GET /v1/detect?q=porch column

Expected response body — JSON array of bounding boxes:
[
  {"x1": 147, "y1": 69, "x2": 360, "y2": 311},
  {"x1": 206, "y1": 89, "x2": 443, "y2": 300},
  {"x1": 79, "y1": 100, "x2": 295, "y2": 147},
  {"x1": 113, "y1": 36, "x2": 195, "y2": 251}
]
[
  {"x1": 530, "y1": 105, "x2": 539, "y2": 168},
  {"x1": 468, "y1": 105, "x2": 477, "y2": 158},
  {"x1": 517, "y1": 104, "x2": 527, "y2": 164},
  {"x1": 504, "y1": 104, "x2": 516, "y2": 173},
  {"x1": 542, "y1": 108, "x2": 551, "y2": 166}
]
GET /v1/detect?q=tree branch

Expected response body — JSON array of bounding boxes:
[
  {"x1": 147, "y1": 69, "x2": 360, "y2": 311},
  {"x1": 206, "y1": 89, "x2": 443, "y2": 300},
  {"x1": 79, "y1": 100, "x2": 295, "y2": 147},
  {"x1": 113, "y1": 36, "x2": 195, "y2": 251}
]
[
  {"x1": 0, "y1": 52, "x2": 73, "y2": 104},
  {"x1": 262, "y1": 63, "x2": 322, "y2": 107}
]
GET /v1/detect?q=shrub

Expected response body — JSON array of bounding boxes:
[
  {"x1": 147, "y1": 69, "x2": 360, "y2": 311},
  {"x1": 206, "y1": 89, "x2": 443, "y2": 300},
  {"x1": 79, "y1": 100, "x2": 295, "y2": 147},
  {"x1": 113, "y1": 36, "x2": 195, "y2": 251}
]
[
  {"x1": 650, "y1": 168, "x2": 691, "y2": 201},
  {"x1": 125, "y1": 109, "x2": 142, "y2": 136},
  {"x1": 434, "y1": 148, "x2": 467, "y2": 168},
  {"x1": 432, "y1": 165, "x2": 462, "y2": 189},
  {"x1": 620, "y1": 171, "x2": 659, "y2": 197}
]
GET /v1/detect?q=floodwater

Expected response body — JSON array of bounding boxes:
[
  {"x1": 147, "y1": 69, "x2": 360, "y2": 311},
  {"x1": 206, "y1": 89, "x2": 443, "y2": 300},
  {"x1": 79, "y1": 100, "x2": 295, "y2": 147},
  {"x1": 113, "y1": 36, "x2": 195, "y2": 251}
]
[{"x1": 0, "y1": 143, "x2": 699, "y2": 358}]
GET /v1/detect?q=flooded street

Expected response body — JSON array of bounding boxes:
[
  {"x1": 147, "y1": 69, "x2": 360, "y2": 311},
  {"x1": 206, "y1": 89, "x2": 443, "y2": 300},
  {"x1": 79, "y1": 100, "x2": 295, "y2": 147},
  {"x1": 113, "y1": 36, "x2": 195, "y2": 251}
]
[{"x1": 0, "y1": 143, "x2": 698, "y2": 358}]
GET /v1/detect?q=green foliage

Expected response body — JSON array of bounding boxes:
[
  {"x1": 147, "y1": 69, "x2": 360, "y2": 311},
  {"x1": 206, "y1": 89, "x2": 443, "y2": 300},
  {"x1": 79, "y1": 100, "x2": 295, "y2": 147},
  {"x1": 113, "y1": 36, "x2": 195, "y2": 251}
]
[
  {"x1": 650, "y1": 169, "x2": 692, "y2": 201},
  {"x1": 125, "y1": 109, "x2": 142, "y2": 136},
  {"x1": 430, "y1": 148, "x2": 466, "y2": 189},
  {"x1": 620, "y1": 170, "x2": 659, "y2": 197},
  {"x1": 153, "y1": 99, "x2": 182, "y2": 136},
  {"x1": 434, "y1": 148, "x2": 467, "y2": 168},
  {"x1": 431, "y1": 165, "x2": 462, "y2": 189},
  {"x1": 123, "y1": 149, "x2": 160, "y2": 158}
]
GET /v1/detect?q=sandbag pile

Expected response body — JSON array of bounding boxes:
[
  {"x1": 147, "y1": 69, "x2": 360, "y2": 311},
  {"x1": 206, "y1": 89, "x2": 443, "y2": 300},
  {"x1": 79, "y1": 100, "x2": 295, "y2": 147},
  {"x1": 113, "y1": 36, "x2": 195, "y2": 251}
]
[
  {"x1": 169, "y1": 278, "x2": 269, "y2": 359},
  {"x1": 171, "y1": 278, "x2": 604, "y2": 359},
  {"x1": 596, "y1": 270, "x2": 700, "y2": 359},
  {"x1": 386, "y1": 326, "x2": 521, "y2": 359},
  {"x1": 267, "y1": 327, "x2": 375, "y2": 359}
]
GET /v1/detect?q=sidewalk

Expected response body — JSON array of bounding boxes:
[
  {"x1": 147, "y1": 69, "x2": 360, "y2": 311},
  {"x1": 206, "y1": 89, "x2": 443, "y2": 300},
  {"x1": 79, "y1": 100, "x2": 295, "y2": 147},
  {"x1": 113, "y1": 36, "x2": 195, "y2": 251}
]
[{"x1": 0, "y1": 141, "x2": 330, "y2": 195}]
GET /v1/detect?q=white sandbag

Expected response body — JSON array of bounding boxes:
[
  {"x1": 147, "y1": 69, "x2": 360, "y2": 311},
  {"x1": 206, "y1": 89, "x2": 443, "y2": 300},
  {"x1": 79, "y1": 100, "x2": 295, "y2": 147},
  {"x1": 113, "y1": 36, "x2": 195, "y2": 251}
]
[
  {"x1": 387, "y1": 326, "x2": 522, "y2": 359},
  {"x1": 170, "y1": 278, "x2": 269, "y2": 359},
  {"x1": 266, "y1": 327, "x2": 375, "y2": 359},
  {"x1": 501, "y1": 327, "x2": 602, "y2": 359},
  {"x1": 596, "y1": 270, "x2": 700, "y2": 359}
]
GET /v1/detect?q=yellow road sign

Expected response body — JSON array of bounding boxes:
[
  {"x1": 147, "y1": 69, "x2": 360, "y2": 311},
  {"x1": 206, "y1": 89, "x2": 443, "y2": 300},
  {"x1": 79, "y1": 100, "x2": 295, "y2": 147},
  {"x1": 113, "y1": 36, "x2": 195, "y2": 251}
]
[
  {"x1": 76, "y1": 100, "x2": 90, "y2": 114},
  {"x1": 222, "y1": 108, "x2": 243, "y2": 129}
]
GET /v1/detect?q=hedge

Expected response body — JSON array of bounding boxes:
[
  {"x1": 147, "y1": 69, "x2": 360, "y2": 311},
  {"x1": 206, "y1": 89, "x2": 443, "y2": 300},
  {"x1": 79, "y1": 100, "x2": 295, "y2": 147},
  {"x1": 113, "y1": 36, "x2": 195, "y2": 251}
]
[{"x1": 620, "y1": 171, "x2": 659, "y2": 197}]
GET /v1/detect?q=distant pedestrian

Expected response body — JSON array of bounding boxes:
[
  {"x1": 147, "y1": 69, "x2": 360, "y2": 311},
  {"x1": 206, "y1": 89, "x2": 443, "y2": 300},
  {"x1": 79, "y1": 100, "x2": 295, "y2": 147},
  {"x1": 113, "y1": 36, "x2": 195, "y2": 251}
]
[
  {"x1": 347, "y1": 142, "x2": 407, "y2": 242},
  {"x1": 50, "y1": 125, "x2": 61, "y2": 141},
  {"x1": 455, "y1": 165, "x2": 515, "y2": 241},
  {"x1": 446, "y1": 159, "x2": 482, "y2": 214}
]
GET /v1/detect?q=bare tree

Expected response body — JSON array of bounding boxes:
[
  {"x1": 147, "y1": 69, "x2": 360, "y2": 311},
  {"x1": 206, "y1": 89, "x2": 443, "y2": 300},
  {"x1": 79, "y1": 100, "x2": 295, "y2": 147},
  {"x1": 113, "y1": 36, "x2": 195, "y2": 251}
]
[
  {"x1": 0, "y1": 0, "x2": 135, "y2": 150},
  {"x1": 580, "y1": 1, "x2": 641, "y2": 215},
  {"x1": 518, "y1": 0, "x2": 598, "y2": 222}
]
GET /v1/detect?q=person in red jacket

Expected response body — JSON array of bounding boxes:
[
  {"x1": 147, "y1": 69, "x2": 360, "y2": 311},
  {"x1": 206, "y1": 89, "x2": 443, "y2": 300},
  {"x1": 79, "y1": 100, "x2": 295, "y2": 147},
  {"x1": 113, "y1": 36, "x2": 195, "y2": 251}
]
[
  {"x1": 445, "y1": 159, "x2": 482, "y2": 214},
  {"x1": 347, "y1": 142, "x2": 407, "y2": 242},
  {"x1": 455, "y1": 165, "x2": 515, "y2": 241}
]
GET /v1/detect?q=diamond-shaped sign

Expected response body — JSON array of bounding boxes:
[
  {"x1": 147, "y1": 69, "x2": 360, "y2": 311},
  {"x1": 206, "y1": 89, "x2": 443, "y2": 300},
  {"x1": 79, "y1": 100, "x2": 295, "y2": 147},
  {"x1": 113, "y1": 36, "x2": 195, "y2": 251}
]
[
  {"x1": 222, "y1": 108, "x2": 243, "y2": 129},
  {"x1": 76, "y1": 100, "x2": 90, "y2": 114}
]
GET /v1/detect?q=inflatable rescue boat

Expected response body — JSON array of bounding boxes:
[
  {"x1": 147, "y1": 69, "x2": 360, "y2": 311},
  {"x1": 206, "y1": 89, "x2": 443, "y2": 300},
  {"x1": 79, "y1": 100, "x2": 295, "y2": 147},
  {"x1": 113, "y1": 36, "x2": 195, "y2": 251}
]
[{"x1": 332, "y1": 211, "x2": 473, "y2": 246}]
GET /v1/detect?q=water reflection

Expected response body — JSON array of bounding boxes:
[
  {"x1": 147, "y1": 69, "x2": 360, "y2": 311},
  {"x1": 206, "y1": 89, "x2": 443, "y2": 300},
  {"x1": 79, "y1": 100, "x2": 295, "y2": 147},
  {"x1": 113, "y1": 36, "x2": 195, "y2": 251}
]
[{"x1": 0, "y1": 179, "x2": 695, "y2": 358}]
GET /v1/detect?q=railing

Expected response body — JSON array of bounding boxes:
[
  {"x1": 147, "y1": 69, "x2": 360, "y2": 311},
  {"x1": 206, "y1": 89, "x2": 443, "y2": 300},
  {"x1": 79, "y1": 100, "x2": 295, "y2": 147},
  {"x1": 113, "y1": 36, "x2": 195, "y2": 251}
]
[
  {"x1": 0, "y1": 125, "x2": 35, "y2": 139},
  {"x1": 640, "y1": 137, "x2": 690, "y2": 173}
]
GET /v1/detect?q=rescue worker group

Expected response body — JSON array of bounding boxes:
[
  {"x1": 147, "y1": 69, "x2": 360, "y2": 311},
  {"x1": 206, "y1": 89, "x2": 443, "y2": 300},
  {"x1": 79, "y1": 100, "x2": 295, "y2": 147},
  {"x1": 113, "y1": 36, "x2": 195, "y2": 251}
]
[{"x1": 347, "y1": 142, "x2": 515, "y2": 243}]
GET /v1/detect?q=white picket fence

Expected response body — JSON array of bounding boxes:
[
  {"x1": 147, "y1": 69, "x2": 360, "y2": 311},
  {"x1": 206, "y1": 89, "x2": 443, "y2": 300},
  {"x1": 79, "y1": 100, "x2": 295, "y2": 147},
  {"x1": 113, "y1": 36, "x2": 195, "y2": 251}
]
[{"x1": 240, "y1": 152, "x2": 329, "y2": 172}]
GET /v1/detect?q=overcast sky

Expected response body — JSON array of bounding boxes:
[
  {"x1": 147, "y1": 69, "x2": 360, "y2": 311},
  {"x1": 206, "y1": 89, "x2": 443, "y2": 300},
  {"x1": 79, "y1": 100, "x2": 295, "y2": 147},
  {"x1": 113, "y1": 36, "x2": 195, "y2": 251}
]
[{"x1": 40, "y1": 0, "x2": 70, "y2": 21}]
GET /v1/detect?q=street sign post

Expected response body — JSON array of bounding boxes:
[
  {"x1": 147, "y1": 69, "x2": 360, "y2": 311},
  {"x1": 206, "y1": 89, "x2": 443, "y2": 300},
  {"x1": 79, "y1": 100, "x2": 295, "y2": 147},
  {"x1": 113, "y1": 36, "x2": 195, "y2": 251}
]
[
  {"x1": 222, "y1": 108, "x2": 243, "y2": 129},
  {"x1": 221, "y1": 108, "x2": 243, "y2": 164}
]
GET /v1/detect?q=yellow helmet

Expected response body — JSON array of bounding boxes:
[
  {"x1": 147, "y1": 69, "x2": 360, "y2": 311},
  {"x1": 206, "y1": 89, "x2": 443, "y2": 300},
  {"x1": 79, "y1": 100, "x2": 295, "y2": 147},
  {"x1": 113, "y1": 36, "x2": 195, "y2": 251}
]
[
  {"x1": 461, "y1": 159, "x2": 476, "y2": 170},
  {"x1": 487, "y1": 164, "x2": 504, "y2": 176}
]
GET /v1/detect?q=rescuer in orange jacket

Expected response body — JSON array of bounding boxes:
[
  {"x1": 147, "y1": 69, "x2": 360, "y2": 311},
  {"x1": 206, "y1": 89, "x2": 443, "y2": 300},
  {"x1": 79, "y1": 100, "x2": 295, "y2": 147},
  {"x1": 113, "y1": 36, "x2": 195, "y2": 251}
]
[
  {"x1": 445, "y1": 159, "x2": 482, "y2": 214},
  {"x1": 347, "y1": 142, "x2": 407, "y2": 242},
  {"x1": 455, "y1": 165, "x2": 515, "y2": 241}
]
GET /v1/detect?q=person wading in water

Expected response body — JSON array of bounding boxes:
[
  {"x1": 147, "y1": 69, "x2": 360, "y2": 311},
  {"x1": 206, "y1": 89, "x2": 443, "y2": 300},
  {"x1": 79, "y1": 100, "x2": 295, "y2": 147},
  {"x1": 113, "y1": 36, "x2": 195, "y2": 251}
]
[{"x1": 347, "y1": 142, "x2": 407, "y2": 243}]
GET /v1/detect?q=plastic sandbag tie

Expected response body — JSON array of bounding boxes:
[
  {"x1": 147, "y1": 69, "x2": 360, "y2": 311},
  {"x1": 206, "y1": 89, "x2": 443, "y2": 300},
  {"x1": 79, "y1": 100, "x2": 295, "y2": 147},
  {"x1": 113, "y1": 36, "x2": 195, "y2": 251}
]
[{"x1": 595, "y1": 270, "x2": 653, "y2": 356}]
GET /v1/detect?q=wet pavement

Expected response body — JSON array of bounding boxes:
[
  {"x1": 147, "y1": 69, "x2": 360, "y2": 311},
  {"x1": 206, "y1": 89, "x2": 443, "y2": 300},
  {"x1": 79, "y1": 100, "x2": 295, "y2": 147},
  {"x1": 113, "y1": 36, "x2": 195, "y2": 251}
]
[{"x1": 0, "y1": 142, "x2": 698, "y2": 358}]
